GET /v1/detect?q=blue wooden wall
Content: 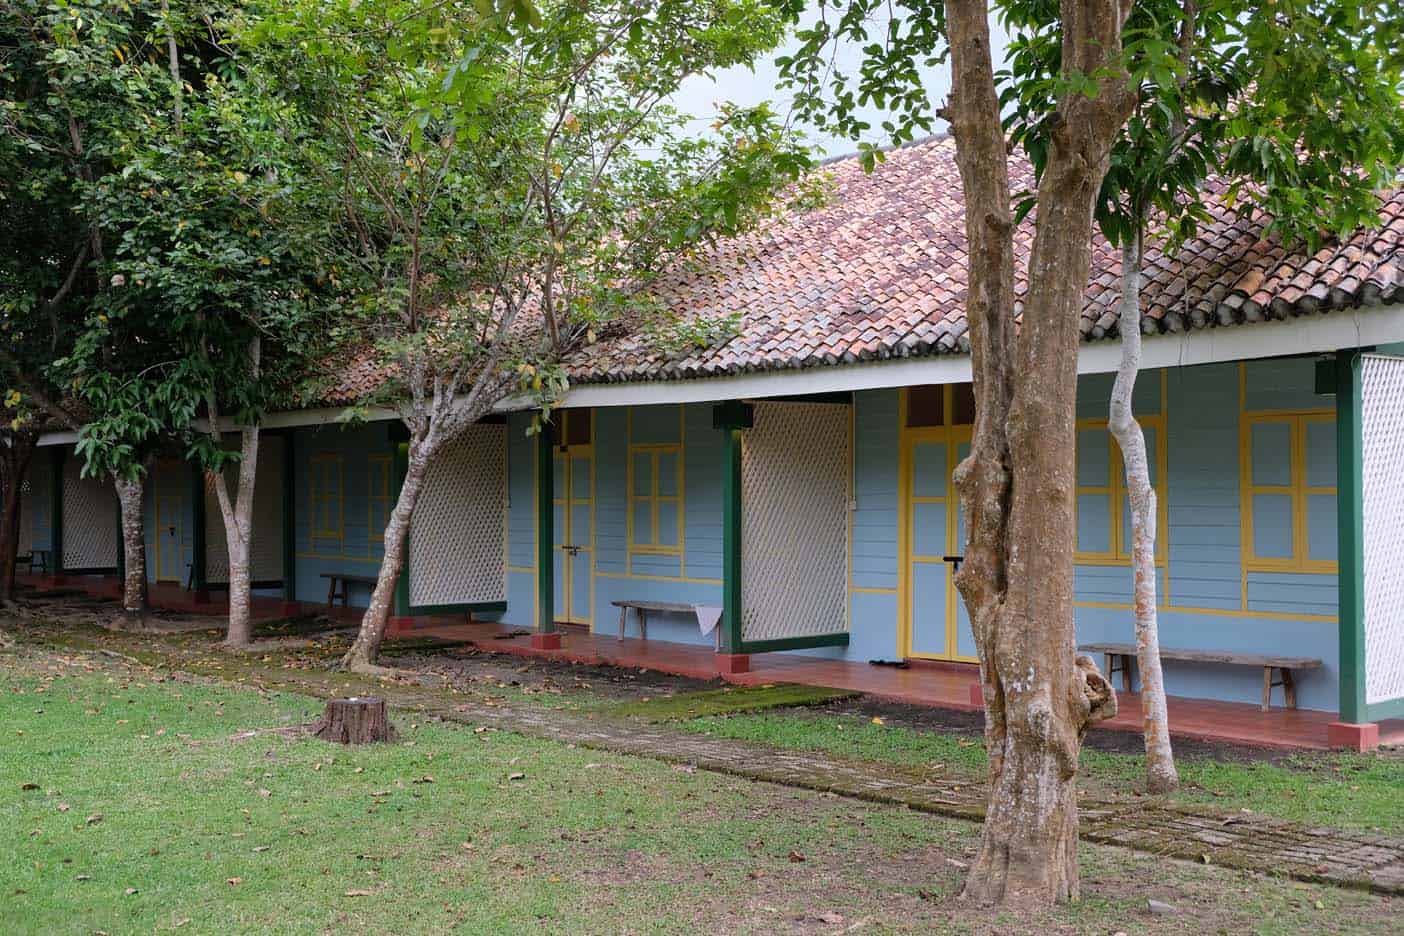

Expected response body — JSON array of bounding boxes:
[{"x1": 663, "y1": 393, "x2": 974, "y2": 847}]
[
  {"x1": 503, "y1": 404, "x2": 725, "y2": 643},
  {"x1": 499, "y1": 358, "x2": 1342, "y2": 711},
  {"x1": 289, "y1": 422, "x2": 396, "y2": 607}
]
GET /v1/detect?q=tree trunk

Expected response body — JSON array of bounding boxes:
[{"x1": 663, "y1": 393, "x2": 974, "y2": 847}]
[
  {"x1": 1109, "y1": 233, "x2": 1178, "y2": 793},
  {"x1": 211, "y1": 426, "x2": 260, "y2": 649},
  {"x1": 339, "y1": 435, "x2": 432, "y2": 672},
  {"x1": 311, "y1": 697, "x2": 396, "y2": 743},
  {"x1": 944, "y1": 0, "x2": 1134, "y2": 907},
  {"x1": 114, "y1": 473, "x2": 148, "y2": 618},
  {"x1": 0, "y1": 434, "x2": 36, "y2": 605}
]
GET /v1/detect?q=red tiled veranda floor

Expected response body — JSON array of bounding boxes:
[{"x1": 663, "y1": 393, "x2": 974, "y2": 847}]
[{"x1": 20, "y1": 574, "x2": 1404, "y2": 752}]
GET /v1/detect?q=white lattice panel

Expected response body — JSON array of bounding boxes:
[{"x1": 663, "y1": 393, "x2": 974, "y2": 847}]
[
  {"x1": 740, "y1": 401, "x2": 851, "y2": 641},
  {"x1": 409, "y1": 424, "x2": 507, "y2": 606},
  {"x1": 62, "y1": 455, "x2": 116, "y2": 569},
  {"x1": 205, "y1": 436, "x2": 284, "y2": 584},
  {"x1": 1361, "y1": 353, "x2": 1404, "y2": 705},
  {"x1": 17, "y1": 479, "x2": 32, "y2": 556}
]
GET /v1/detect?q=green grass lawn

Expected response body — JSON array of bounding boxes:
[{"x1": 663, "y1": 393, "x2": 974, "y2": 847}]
[
  {"x1": 2, "y1": 648, "x2": 1396, "y2": 935},
  {"x1": 675, "y1": 709, "x2": 1404, "y2": 834}
]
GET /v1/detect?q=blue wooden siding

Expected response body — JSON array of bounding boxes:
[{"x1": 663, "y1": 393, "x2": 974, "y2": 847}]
[
  {"x1": 290, "y1": 422, "x2": 395, "y2": 607},
  {"x1": 486, "y1": 356, "x2": 1342, "y2": 711},
  {"x1": 24, "y1": 454, "x2": 53, "y2": 553},
  {"x1": 505, "y1": 412, "x2": 537, "y2": 621},
  {"x1": 848, "y1": 390, "x2": 901, "y2": 661},
  {"x1": 142, "y1": 461, "x2": 195, "y2": 584}
]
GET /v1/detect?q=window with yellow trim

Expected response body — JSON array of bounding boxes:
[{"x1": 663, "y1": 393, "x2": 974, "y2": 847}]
[
  {"x1": 628, "y1": 445, "x2": 682, "y2": 554},
  {"x1": 1074, "y1": 421, "x2": 1167, "y2": 563},
  {"x1": 309, "y1": 454, "x2": 343, "y2": 550},
  {"x1": 1242, "y1": 413, "x2": 1336, "y2": 571},
  {"x1": 367, "y1": 455, "x2": 392, "y2": 548}
]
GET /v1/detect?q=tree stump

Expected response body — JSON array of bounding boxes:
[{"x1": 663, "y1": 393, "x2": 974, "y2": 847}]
[{"x1": 311, "y1": 697, "x2": 396, "y2": 744}]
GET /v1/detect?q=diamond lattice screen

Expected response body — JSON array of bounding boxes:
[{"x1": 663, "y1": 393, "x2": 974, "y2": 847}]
[
  {"x1": 17, "y1": 478, "x2": 32, "y2": 556},
  {"x1": 62, "y1": 455, "x2": 116, "y2": 569},
  {"x1": 409, "y1": 424, "x2": 507, "y2": 607},
  {"x1": 740, "y1": 401, "x2": 851, "y2": 642},
  {"x1": 1361, "y1": 353, "x2": 1404, "y2": 705},
  {"x1": 205, "y1": 436, "x2": 285, "y2": 584}
]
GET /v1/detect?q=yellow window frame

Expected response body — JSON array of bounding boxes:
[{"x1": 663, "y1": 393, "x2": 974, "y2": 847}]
[
  {"x1": 309, "y1": 453, "x2": 344, "y2": 550},
  {"x1": 367, "y1": 454, "x2": 392, "y2": 547},
  {"x1": 1240, "y1": 410, "x2": 1337, "y2": 574},
  {"x1": 1073, "y1": 416, "x2": 1169, "y2": 566},
  {"x1": 626, "y1": 443, "x2": 683, "y2": 556}
]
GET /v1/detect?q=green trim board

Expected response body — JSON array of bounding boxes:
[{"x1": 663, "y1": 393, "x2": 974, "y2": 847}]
[
  {"x1": 49, "y1": 447, "x2": 64, "y2": 574},
  {"x1": 535, "y1": 430, "x2": 554, "y2": 633},
  {"x1": 736, "y1": 633, "x2": 851, "y2": 654},
  {"x1": 716, "y1": 407, "x2": 747, "y2": 655},
  {"x1": 190, "y1": 462, "x2": 207, "y2": 593},
  {"x1": 408, "y1": 601, "x2": 508, "y2": 616},
  {"x1": 281, "y1": 430, "x2": 296, "y2": 602},
  {"x1": 1366, "y1": 697, "x2": 1404, "y2": 722},
  {"x1": 392, "y1": 440, "x2": 411, "y2": 617},
  {"x1": 1334, "y1": 349, "x2": 1366, "y2": 724}
]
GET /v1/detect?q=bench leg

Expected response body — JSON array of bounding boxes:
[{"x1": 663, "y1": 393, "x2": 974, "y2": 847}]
[
  {"x1": 1281, "y1": 668, "x2": 1296, "y2": 709},
  {"x1": 326, "y1": 577, "x2": 336, "y2": 610},
  {"x1": 618, "y1": 605, "x2": 627, "y2": 640},
  {"x1": 639, "y1": 609, "x2": 647, "y2": 641},
  {"x1": 1262, "y1": 666, "x2": 1273, "y2": 712}
]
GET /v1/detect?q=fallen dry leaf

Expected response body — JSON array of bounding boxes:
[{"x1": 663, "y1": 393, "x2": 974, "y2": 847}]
[{"x1": 344, "y1": 889, "x2": 373, "y2": 897}]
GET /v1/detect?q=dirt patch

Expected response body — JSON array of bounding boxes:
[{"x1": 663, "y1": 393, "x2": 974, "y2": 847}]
[
  {"x1": 381, "y1": 645, "x2": 725, "y2": 705},
  {"x1": 818, "y1": 695, "x2": 1322, "y2": 769}
]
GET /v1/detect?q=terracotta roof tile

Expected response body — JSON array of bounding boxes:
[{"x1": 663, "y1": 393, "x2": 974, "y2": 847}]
[
  {"x1": 567, "y1": 137, "x2": 1404, "y2": 386},
  {"x1": 323, "y1": 137, "x2": 1404, "y2": 403}
]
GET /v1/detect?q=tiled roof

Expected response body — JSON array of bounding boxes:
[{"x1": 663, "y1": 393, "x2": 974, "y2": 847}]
[
  {"x1": 566, "y1": 135, "x2": 1404, "y2": 384},
  {"x1": 319, "y1": 135, "x2": 1404, "y2": 404}
]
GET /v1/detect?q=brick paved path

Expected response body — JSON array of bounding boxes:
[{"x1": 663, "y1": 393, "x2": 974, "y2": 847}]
[{"x1": 15, "y1": 618, "x2": 1404, "y2": 897}]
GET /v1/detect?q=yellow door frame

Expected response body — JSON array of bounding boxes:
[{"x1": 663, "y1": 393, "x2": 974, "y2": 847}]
[
  {"x1": 553, "y1": 438, "x2": 595, "y2": 628},
  {"x1": 898, "y1": 389, "x2": 977, "y2": 662}
]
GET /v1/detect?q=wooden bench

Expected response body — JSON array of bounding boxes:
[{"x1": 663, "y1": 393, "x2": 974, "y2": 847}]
[
  {"x1": 321, "y1": 572, "x2": 380, "y2": 609},
  {"x1": 1080, "y1": 642, "x2": 1323, "y2": 711},
  {"x1": 611, "y1": 599, "x2": 701, "y2": 641},
  {"x1": 19, "y1": 548, "x2": 50, "y2": 575}
]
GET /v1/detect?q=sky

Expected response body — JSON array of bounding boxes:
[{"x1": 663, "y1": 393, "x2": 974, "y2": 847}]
[{"x1": 670, "y1": 8, "x2": 1014, "y2": 158}]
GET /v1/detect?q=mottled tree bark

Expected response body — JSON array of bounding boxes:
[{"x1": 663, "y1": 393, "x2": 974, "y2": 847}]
[
  {"x1": 211, "y1": 427, "x2": 259, "y2": 648},
  {"x1": 944, "y1": 0, "x2": 1135, "y2": 906},
  {"x1": 0, "y1": 433, "x2": 36, "y2": 606},
  {"x1": 206, "y1": 336, "x2": 263, "y2": 649},
  {"x1": 339, "y1": 431, "x2": 433, "y2": 672},
  {"x1": 114, "y1": 473, "x2": 148, "y2": 618},
  {"x1": 1109, "y1": 233, "x2": 1177, "y2": 792}
]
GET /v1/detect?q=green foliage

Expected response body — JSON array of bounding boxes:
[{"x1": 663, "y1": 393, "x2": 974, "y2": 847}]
[
  {"x1": 3, "y1": 1, "x2": 341, "y2": 481},
  {"x1": 778, "y1": 0, "x2": 1404, "y2": 254},
  {"x1": 1002, "y1": 0, "x2": 1404, "y2": 252},
  {"x1": 248, "y1": 0, "x2": 815, "y2": 428}
]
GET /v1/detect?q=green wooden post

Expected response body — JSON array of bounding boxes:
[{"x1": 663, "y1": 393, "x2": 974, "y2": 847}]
[
  {"x1": 534, "y1": 430, "x2": 556, "y2": 645},
  {"x1": 190, "y1": 461, "x2": 207, "y2": 596},
  {"x1": 281, "y1": 430, "x2": 297, "y2": 607},
  {"x1": 49, "y1": 447, "x2": 64, "y2": 576},
  {"x1": 1335, "y1": 349, "x2": 1367, "y2": 725},
  {"x1": 392, "y1": 437, "x2": 411, "y2": 618},
  {"x1": 721, "y1": 426, "x2": 743, "y2": 654},
  {"x1": 713, "y1": 402, "x2": 753, "y2": 663},
  {"x1": 114, "y1": 490, "x2": 124, "y2": 584}
]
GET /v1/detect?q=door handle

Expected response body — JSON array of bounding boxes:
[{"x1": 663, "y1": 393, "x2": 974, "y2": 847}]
[{"x1": 168, "y1": 526, "x2": 176, "y2": 537}]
